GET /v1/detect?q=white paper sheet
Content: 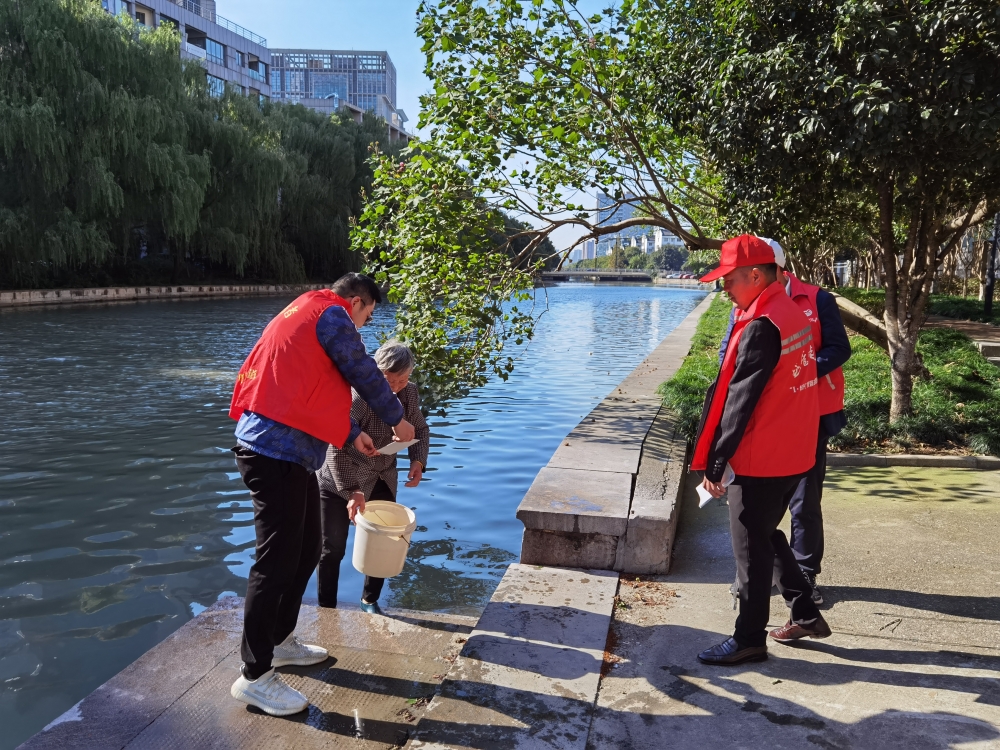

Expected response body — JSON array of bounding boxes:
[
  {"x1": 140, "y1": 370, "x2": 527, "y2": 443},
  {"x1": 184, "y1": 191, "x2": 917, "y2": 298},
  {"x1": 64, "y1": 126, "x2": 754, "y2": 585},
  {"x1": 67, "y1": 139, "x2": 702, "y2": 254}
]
[
  {"x1": 376, "y1": 439, "x2": 418, "y2": 456},
  {"x1": 697, "y1": 463, "x2": 736, "y2": 508}
]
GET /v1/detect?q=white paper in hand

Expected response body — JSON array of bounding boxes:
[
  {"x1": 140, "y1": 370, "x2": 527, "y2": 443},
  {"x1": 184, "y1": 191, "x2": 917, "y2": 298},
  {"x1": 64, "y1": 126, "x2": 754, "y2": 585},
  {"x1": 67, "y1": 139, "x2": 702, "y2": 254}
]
[
  {"x1": 376, "y1": 439, "x2": 418, "y2": 456},
  {"x1": 697, "y1": 463, "x2": 736, "y2": 508}
]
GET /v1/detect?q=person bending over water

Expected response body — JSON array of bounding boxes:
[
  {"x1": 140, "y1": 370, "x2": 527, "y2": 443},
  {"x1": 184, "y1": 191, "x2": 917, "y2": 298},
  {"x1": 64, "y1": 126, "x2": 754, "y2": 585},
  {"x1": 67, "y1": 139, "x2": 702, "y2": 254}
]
[
  {"x1": 317, "y1": 340, "x2": 430, "y2": 614},
  {"x1": 227, "y1": 274, "x2": 414, "y2": 716}
]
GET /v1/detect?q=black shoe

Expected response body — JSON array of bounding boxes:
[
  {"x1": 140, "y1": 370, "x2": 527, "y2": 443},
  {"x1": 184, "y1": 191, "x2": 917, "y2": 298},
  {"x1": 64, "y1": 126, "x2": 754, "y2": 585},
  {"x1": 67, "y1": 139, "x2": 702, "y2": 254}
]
[
  {"x1": 697, "y1": 637, "x2": 767, "y2": 666},
  {"x1": 803, "y1": 572, "x2": 823, "y2": 605},
  {"x1": 784, "y1": 571, "x2": 823, "y2": 608}
]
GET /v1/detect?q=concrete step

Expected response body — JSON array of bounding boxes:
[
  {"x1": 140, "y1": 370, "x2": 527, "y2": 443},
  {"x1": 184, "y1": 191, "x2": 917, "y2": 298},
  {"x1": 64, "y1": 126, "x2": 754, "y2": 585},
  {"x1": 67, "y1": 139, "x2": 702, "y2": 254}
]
[
  {"x1": 407, "y1": 564, "x2": 619, "y2": 749},
  {"x1": 977, "y1": 341, "x2": 1000, "y2": 358},
  {"x1": 987, "y1": 356, "x2": 1000, "y2": 368}
]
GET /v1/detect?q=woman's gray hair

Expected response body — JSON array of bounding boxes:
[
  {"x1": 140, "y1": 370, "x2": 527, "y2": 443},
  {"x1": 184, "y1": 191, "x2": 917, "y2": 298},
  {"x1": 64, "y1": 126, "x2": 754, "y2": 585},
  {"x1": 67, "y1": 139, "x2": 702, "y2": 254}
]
[{"x1": 374, "y1": 339, "x2": 414, "y2": 374}]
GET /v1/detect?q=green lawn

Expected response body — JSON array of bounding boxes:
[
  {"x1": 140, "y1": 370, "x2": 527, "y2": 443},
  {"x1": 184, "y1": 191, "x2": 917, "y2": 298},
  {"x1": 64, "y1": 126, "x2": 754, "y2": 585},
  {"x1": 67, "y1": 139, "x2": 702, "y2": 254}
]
[
  {"x1": 837, "y1": 287, "x2": 1000, "y2": 325},
  {"x1": 659, "y1": 292, "x2": 1000, "y2": 456}
]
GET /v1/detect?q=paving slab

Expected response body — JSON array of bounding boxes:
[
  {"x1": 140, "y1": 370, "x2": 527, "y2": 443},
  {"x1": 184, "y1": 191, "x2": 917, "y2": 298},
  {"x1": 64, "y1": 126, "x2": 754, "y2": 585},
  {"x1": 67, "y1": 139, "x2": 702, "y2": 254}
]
[
  {"x1": 409, "y1": 564, "x2": 618, "y2": 750},
  {"x1": 19, "y1": 618, "x2": 238, "y2": 750},
  {"x1": 20, "y1": 601, "x2": 477, "y2": 750},
  {"x1": 547, "y1": 399, "x2": 662, "y2": 476},
  {"x1": 588, "y1": 465, "x2": 1000, "y2": 749},
  {"x1": 516, "y1": 467, "x2": 633, "y2": 536}
]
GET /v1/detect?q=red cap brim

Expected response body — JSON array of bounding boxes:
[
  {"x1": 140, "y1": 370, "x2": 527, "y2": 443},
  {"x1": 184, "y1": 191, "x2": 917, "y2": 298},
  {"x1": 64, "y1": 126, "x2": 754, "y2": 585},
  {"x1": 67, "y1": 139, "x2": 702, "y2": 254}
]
[{"x1": 699, "y1": 265, "x2": 733, "y2": 283}]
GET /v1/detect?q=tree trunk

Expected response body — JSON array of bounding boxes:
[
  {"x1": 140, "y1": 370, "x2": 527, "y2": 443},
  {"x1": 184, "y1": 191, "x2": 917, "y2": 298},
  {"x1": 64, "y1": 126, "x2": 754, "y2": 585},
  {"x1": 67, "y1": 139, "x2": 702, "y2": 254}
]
[
  {"x1": 832, "y1": 293, "x2": 888, "y2": 352},
  {"x1": 979, "y1": 240, "x2": 990, "y2": 301},
  {"x1": 888, "y1": 332, "x2": 918, "y2": 422},
  {"x1": 877, "y1": 179, "x2": 912, "y2": 420}
]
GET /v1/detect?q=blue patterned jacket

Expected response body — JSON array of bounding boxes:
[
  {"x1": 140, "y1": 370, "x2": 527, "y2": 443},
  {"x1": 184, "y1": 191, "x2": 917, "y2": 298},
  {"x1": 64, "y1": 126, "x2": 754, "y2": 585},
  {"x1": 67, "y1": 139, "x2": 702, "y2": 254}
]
[{"x1": 235, "y1": 305, "x2": 404, "y2": 471}]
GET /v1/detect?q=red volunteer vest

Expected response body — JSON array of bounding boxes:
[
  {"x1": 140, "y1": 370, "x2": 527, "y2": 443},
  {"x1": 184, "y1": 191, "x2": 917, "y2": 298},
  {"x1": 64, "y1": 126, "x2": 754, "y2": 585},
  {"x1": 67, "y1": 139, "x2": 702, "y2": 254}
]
[
  {"x1": 786, "y1": 274, "x2": 845, "y2": 415},
  {"x1": 692, "y1": 282, "x2": 819, "y2": 477},
  {"x1": 229, "y1": 290, "x2": 354, "y2": 448}
]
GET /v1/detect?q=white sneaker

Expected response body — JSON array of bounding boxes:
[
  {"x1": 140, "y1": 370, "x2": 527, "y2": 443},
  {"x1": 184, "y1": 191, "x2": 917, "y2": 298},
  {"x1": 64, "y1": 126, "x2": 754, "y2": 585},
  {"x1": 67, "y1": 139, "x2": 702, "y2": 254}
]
[
  {"x1": 272, "y1": 634, "x2": 328, "y2": 667},
  {"x1": 230, "y1": 668, "x2": 308, "y2": 716}
]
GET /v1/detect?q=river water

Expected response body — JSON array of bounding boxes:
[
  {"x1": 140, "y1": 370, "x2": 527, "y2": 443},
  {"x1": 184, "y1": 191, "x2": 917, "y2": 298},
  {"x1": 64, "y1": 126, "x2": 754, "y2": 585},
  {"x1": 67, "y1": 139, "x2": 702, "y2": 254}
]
[{"x1": 0, "y1": 282, "x2": 704, "y2": 746}]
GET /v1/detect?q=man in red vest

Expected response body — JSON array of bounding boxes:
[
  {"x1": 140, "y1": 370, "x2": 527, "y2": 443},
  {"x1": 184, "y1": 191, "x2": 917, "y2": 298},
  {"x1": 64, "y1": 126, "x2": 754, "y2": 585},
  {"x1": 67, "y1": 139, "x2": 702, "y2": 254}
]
[
  {"x1": 719, "y1": 240, "x2": 851, "y2": 605},
  {"x1": 227, "y1": 273, "x2": 415, "y2": 715},
  {"x1": 692, "y1": 235, "x2": 832, "y2": 666}
]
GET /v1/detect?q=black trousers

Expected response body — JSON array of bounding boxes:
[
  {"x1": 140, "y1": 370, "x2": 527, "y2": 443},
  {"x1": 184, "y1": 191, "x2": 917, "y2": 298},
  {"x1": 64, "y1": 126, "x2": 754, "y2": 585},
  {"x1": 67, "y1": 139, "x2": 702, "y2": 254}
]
[
  {"x1": 234, "y1": 448, "x2": 321, "y2": 680},
  {"x1": 788, "y1": 424, "x2": 829, "y2": 576},
  {"x1": 729, "y1": 474, "x2": 821, "y2": 647},
  {"x1": 317, "y1": 478, "x2": 395, "y2": 607}
]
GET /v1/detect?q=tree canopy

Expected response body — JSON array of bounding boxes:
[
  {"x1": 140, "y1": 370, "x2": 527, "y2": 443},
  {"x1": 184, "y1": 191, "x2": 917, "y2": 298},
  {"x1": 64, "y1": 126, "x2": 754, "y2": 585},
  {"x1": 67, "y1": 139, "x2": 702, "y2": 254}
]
[
  {"x1": 0, "y1": 0, "x2": 403, "y2": 288},
  {"x1": 382, "y1": 0, "x2": 1000, "y2": 420},
  {"x1": 654, "y1": 0, "x2": 1000, "y2": 418}
]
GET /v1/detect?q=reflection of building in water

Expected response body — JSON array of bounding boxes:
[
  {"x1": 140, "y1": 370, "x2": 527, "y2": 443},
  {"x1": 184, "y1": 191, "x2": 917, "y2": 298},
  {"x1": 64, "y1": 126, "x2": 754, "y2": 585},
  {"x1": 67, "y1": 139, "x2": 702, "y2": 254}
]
[
  {"x1": 269, "y1": 49, "x2": 411, "y2": 143},
  {"x1": 595, "y1": 192, "x2": 684, "y2": 256}
]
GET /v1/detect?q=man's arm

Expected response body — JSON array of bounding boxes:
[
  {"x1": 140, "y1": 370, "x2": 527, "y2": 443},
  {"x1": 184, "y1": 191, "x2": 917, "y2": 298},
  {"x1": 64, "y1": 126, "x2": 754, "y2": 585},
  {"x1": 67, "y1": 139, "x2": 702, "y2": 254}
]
[
  {"x1": 315, "y1": 306, "x2": 404, "y2": 427},
  {"x1": 814, "y1": 289, "x2": 851, "y2": 377},
  {"x1": 704, "y1": 318, "x2": 781, "y2": 481},
  {"x1": 718, "y1": 306, "x2": 737, "y2": 366}
]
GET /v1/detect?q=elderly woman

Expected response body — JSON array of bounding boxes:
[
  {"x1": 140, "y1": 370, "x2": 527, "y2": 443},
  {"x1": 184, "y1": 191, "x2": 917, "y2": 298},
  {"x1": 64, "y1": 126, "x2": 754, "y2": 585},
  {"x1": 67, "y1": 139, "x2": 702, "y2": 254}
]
[{"x1": 316, "y1": 340, "x2": 430, "y2": 614}]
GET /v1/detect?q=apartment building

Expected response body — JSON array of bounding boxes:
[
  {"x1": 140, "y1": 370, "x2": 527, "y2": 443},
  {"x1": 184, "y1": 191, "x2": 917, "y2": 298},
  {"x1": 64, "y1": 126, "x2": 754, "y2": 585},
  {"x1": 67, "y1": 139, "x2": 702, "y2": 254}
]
[
  {"x1": 269, "y1": 49, "x2": 410, "y2": 142},
  {"x1": 595, "y1": 192, "x2": 683, "y2": 256},
  {"x1": 102, "y1": 0, "x2": 270, "y2": 99}
]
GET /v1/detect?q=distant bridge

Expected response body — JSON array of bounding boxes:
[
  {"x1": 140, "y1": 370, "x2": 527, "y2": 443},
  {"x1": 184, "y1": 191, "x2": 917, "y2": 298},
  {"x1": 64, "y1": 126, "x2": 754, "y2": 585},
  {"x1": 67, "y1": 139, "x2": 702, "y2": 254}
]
[{"x1": 540, "y1": 269, "x2": 654, "y2": 282}]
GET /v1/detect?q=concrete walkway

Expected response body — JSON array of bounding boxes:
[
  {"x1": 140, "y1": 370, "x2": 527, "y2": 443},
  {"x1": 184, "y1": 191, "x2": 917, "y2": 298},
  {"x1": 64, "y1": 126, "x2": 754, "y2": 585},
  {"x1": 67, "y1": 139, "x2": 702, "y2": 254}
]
[
  {"x1": 927, "y1": 315, "x2": 1000, "y2": 364},
  {"x1": 23, "y1": 464, "x2": 1000, "y2": 749},
  {"x1": 591, "y1": 465, "x2": 1000, "y2": 749},
  {"x1": 20, "y1": 602, "x2": 476, "y2": 749}
]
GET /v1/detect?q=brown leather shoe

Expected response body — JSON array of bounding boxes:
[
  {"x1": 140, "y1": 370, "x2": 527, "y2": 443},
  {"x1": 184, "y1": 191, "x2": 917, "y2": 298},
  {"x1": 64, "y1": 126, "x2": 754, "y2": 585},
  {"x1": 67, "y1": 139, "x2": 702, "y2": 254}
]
[
  {"x1": 769, "y1": 616, "x2": 833, "y2": 643},
  {"x1": 697, "y1": 637, "x2": 768, "y2": 665}
]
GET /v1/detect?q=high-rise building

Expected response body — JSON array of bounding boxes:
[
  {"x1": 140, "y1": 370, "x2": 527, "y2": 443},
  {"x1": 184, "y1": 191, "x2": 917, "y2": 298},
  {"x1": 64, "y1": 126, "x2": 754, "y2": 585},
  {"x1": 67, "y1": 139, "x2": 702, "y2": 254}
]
[
  {"x1": 104, "y1": 1, "x2": 271, "y2": 99},
  {"x1": 269, "y1": 49, "x2": 411, "y2": 142},
  {"x1": 595, "y1": 192, "x2": 683, "y2": 256},
  {"x1": 569, "y1": 238, "x2": 597, "y2": 262}
]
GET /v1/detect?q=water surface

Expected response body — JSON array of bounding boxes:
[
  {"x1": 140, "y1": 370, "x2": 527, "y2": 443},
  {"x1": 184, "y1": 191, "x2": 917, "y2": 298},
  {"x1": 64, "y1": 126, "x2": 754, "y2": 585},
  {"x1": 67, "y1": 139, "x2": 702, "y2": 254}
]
[{"x1": 0, "y1": 283, "x2": 704, "y2": 746}]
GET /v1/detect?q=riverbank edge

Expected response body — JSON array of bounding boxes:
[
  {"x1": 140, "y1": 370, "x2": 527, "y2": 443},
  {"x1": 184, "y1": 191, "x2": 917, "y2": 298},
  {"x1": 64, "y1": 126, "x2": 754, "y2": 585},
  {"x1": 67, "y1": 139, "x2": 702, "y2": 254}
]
[
  {"x1": 0, "y1": 283, "x2": 328, "y2": 308},
  {"x1": 515, "y1": 291, "x2": 715, "y2": 574}
]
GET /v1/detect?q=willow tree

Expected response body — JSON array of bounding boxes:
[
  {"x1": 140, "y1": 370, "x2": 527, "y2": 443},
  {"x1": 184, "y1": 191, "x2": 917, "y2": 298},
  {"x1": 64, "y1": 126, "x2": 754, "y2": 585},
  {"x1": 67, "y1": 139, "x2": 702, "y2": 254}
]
[
  {"x1": 0, "y1": 0, "x2": 208, "y2": 285},
  {"x1": 184, "y1": 88, "x2": 295, "y2": 282},
  {"x1": 654, "y1": 0, "x2": 1000, "y2": 420},
  {"x1": 270, "y1": 108, "x2": 408, "y2": 281}
]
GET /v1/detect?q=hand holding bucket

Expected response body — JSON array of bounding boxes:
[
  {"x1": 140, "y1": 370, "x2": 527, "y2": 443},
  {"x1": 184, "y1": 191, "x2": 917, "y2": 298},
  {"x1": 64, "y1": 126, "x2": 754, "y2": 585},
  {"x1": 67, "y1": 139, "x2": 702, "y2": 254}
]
[{"x1": 352, "y1": 501, "x2": 417, "y2": 579}]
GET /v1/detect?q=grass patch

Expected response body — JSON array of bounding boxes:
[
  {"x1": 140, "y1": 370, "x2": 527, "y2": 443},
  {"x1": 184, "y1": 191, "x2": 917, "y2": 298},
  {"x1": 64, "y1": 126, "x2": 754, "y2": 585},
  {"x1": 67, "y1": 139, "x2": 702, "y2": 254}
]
[
  {"x1": 833, "y1": 328, "x2": 1000, "y2": 455},
  {"x1": 660, "y1": 293, "x2": 1000, "y2": 456},
  {"x1": 837, "y1": 287, "x2": 1000, "y2": 325},
  {"x1": 657, "y1": 293, "x2": 731, "y2": 438}
]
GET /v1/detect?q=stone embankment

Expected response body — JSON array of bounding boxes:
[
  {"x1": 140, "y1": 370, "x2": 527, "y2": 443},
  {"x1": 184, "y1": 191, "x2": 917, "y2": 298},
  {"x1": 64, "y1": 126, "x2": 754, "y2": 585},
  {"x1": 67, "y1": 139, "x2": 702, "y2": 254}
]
[
  {"x1": 515, "y1": 292, "x2": 714, "y2": 574},
  {"x1": 0, "y1": 283, "x2": 325, "y2": 308}
]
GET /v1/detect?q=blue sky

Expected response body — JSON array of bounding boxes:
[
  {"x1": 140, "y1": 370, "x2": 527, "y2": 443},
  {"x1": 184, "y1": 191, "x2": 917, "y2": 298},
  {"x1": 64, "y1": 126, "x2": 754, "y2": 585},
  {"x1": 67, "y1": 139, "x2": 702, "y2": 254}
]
[
  {"x1": 230, "y1": 0, "x2": 432, "y2": 134},
  {"x1": 226, "y1": 0, "x2": 605, "y2": 251}
]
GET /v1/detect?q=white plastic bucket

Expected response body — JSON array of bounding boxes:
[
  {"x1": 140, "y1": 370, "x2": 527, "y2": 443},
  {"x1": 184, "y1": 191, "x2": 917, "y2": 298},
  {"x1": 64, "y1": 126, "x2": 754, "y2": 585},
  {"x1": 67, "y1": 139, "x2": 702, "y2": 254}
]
[{"x1": 352, "y1": 501, "x2": 417, "y2": 578}]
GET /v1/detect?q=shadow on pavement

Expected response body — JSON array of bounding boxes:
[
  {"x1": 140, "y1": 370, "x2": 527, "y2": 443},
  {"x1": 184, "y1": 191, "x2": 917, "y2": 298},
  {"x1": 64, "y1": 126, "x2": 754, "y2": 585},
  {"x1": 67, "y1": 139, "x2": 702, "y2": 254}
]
[{"x1": 823, "y1": 585, "x2": 1000, "y2": 621}]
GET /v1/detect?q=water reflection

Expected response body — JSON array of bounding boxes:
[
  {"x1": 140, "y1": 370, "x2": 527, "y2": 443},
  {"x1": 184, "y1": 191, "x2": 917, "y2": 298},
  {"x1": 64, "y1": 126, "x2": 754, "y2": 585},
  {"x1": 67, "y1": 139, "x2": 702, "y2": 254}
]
[{"x1": 0, "y1": 283, "x2": 704, "y2": 747}]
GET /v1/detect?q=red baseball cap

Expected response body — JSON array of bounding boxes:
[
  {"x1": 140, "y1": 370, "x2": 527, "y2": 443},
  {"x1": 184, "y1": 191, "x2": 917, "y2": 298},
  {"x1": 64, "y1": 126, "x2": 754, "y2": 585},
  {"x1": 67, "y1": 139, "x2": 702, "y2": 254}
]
[{"x1": 699, "y1": 234, "x2": 776, "y2": 283}]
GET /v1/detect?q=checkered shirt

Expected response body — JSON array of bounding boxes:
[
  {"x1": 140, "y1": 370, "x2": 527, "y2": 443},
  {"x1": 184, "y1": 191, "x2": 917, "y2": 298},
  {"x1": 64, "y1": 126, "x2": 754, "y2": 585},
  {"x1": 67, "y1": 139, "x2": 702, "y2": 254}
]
[{"x1": 317, "y1": 382, "x2": 429, "y2": 501}]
